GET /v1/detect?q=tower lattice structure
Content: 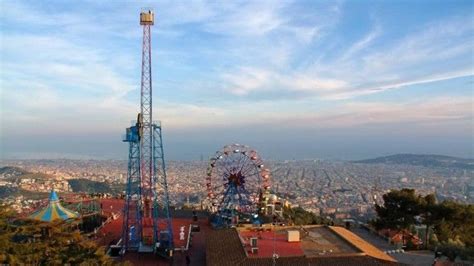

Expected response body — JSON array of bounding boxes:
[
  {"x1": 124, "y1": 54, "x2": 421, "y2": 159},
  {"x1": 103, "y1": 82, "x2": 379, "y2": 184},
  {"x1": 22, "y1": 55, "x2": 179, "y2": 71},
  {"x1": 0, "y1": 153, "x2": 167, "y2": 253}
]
[
  {"x1": 121, "y1": 10, "x2": 174, "y2": 256},
  {"x1": 140, "y1": 9, "x2": 154, "y2": 220}
]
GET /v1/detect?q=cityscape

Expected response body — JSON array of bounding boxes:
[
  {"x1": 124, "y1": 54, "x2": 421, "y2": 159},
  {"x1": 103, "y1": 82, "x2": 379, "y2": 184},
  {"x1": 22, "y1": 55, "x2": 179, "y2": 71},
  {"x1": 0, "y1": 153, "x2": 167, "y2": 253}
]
[{"x1": 1, "y1": 158, "x2": 472, "y2": 219}]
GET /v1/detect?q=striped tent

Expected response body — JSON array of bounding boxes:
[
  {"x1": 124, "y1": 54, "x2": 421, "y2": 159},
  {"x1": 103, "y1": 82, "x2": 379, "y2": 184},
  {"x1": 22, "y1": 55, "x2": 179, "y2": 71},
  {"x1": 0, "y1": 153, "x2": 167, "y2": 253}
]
[{"x1": 29, "y1": 190, "x2": 79, "y2": 222}]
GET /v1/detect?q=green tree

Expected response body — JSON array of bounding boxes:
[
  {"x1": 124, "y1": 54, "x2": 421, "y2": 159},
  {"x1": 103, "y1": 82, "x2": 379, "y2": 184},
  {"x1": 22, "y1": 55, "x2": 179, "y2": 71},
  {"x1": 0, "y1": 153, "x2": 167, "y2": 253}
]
[
  {"x1": 437, "y1": 236, "x2": 465, "y2": 262},
  {"x1": 372, "y1": 189, "x2": 473, "y2": 258},
  {"x1": 433, "y1": 201, "x2": 474, "y2": 247},
  {"x1": 283, "y1": 206, "x2": 329, "y2": 225},
  {"x1": 373, "y1": 188, "x2": 423, "y2": 230},
  {"x1": 0, "y1": 204, "x2": 113, "y2": 265},
  {"x1": 419, "y1": 193, "x2": 441, "y2": 249}
]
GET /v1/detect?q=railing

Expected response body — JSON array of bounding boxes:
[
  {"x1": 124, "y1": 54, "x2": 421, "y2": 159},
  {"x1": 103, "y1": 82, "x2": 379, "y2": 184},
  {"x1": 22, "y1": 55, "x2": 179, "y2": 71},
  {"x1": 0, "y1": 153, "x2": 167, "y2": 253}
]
[{"x1": 185, "y1": 224, "x2": 193, "y2": 250}]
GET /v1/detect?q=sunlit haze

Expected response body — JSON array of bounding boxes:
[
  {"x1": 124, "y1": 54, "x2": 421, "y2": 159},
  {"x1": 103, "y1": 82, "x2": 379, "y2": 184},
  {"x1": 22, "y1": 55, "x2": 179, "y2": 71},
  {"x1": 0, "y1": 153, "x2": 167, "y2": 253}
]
[{"x1": 1, "y1": 1, "x2": 473, "y2": 160}]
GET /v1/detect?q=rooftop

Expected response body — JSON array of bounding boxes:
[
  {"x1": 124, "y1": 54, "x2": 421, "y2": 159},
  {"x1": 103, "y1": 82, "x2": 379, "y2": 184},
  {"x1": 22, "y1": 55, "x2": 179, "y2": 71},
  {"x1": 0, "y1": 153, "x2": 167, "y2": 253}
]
[
  {"x1": 97, "y1": 199, "x2": 209, "y2": 265},
  {"x1": 207, "y1": 226, "x2": 400, "y2": 266},
  {"x1": 87, "y1": 199, "x2": 399, "y2": 265}
]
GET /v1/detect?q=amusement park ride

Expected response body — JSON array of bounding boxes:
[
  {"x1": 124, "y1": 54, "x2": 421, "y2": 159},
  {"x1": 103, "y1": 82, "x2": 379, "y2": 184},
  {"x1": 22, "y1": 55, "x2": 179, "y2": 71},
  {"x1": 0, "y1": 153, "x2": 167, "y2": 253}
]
[
  {"x1": 119, "y1": 8, "x2": 279, "y2": 258},
  {"x1": 206, "y1": 144, "x2": 275, "y2": 228},
  {"x1": 120, "y1": 10, "x2": 173, "y2": 256}
]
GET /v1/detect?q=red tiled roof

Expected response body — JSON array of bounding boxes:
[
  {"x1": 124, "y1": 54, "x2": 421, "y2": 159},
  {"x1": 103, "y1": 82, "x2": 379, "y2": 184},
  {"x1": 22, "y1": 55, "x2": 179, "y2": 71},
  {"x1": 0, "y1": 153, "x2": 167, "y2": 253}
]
[
  {"x1": 378, "y1": 228, "x2": 423, "y2": 246},
  {"x1": 239, "y1": 230, "x2": 304, "y2": 258},
  {"x1": 206, "y1": 228, "x2": 403, "y2": 266}
]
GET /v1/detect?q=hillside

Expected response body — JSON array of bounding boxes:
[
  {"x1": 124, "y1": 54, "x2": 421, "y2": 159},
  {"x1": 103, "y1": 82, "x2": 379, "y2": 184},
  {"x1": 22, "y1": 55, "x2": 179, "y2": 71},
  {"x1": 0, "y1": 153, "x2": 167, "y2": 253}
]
[
  {"x1": 0, "y1": 166, "x2": 28, "y2": 178},
  {"x1": 0, "y1": 186, "x2": 48, "y2": 199},
  {"x1": 353, "y1": 154, "x2": 474, "y2": 169},
  {"x1": 68, "y1": 179, "x2": 113, "y2": 194},
  {"x1": 1, "y1": 166, "x2": 119, "y2": 195},
  {"x1": 0, "y1": 166, "x2": 55, "y2": 182}
]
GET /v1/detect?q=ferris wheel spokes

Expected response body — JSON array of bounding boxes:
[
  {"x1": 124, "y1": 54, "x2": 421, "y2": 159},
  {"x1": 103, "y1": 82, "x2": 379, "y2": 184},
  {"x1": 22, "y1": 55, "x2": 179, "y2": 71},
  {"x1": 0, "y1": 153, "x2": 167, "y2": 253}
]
[{"x1": 205, "y1": 144, "x2": 272, "y2": 228}]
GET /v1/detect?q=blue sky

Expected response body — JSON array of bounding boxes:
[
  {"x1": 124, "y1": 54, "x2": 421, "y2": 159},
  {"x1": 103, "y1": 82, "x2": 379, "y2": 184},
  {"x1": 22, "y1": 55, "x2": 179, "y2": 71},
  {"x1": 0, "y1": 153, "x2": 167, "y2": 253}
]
[{"x1": 0, "y1": 0, "x2": 473, "y2": 160}]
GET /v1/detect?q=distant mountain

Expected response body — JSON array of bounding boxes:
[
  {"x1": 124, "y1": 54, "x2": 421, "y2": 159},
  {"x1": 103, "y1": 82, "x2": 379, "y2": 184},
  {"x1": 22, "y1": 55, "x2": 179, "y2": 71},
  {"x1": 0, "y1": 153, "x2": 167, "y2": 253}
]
[
  {"x1": 68, "y1": 179, "x2": 113, "y2": 194},
  {"x1": 0, "y1": 186, "x2": 48, "y2": 199},
  {"x1": 353, "y1": 154, "x2": 474, "y2": 169},
  {"x1": 0, "y1": 186, "x2": 20, "y2": 197},
  {"x1": 0, "y1": 166, "x2": 53, "y2": 182},
  {"x1": 0, "y1": 166, "x2": 28, "y2": 178}
]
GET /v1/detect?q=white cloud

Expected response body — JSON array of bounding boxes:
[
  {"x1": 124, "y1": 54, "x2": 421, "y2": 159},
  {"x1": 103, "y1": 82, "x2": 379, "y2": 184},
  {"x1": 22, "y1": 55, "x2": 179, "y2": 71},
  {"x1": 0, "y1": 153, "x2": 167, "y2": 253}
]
[
  {"x1": 1, "y1": 33, "x2": 136, "y2": 97},
  {"x1": 0, "y1": 1, "x2": 472, "y2": 146},
  {"x1": 360, "y1": 20, "x2": 473, "y2": 74},
  {"x1": 219, "y1": 15, "x2": 473, "y2": 100},
  {"x1": 201, "y1": 1, "x2": 287, "y2": 36},
  {"x1": 222, "y1": 67, "x2": 272, "y2": 95},
  {"x1": 222, "y1": 67, "x2": 348, "y2": 95},
  {"x1": 340, "y1": 25, "x2": 381, "y2": 61},
  {"x1": 282, "y1": 75, "x2": 347, "y2": 92},
  {"x1": 232, "y1": 96, "x2": 472, "y2": 133},
  {"x1": 161, "y1": 96, "x2": 473, "y2": 131}
]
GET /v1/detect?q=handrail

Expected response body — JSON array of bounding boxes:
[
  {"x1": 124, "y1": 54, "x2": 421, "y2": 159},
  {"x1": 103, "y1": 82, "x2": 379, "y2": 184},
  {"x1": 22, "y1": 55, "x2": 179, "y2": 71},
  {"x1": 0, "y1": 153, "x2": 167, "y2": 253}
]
[{"x1": 185, "y1": 224, "x2": 193, "y2": 250}]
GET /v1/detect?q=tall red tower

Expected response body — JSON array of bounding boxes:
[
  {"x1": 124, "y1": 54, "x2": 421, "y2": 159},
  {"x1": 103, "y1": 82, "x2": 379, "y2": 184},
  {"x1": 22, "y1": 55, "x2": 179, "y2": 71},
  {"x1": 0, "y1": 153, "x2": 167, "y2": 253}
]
[
  {"x1": 121, "y1": 9, "x2": 174, "y2": 257},
  {"x1": 139, "y1": 10, "x2": 154, "y2": 219}
]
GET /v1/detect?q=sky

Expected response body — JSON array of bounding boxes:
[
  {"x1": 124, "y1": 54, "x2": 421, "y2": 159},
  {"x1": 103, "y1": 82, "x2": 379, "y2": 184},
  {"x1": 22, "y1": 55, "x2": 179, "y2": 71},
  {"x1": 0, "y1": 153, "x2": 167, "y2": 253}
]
[{"x1": 0, "y1": 0, "x2": 473, "y2": 161}]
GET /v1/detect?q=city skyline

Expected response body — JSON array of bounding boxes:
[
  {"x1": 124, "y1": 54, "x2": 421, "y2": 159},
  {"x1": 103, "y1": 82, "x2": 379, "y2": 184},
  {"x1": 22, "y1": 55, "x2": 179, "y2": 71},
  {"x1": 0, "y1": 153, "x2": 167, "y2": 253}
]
[{"x1": 1, "y1": 1, "x2": 473, "y2": 160}]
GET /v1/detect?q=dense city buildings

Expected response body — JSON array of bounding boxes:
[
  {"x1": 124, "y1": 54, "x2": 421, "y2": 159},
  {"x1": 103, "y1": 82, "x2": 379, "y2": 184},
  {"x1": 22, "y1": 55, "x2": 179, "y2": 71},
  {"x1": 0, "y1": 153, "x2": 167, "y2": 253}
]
[{"x1": 1, "y1": 158, "x2": 472, "y2": 221}]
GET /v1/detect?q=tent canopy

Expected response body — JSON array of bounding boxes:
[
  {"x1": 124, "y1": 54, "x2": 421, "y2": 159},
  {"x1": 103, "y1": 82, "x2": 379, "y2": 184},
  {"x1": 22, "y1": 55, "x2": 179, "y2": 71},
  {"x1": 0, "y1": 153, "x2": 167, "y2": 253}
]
[{"x1": 29, "y1": 190, "x2": 79, "y2": 222}]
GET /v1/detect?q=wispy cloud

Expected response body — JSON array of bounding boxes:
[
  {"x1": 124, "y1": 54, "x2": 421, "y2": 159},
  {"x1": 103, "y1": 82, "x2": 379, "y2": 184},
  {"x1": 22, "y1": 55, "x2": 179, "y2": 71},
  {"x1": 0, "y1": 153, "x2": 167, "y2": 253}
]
[
  {"x1": 0, "y1": 1, "x2": 472, "y2": 159},
  {"x1": 202, "y1": 1, "x2": 287, "y2": 36},
  {"x1": 340, "y1": 25, "x2": 381, "y2": 61},
  {"x1": 220, "y1": 15, "x2": 473, "y2": 100},
  {"x1": 222, "y1": 67, "x2": 348, "y2": 96}
]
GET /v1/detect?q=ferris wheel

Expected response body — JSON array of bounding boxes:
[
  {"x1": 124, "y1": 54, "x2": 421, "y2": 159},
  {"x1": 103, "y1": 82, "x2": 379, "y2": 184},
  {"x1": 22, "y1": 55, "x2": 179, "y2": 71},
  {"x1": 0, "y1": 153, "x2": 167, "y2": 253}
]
[{"x1": 205, "y1": 144, "x2": 271, "y2": 227}]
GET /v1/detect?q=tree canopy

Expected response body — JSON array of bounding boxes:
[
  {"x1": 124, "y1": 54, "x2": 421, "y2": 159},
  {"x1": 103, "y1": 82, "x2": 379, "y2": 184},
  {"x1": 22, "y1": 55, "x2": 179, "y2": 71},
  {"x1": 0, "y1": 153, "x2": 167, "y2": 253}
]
[
  {"x1": 0, "y1": 204, "x2": 113, "y2": 265},
  {"x1": 372, "y1": 189, "x2": 473, "y2": 261},
  {"x1": 373, "y1": 188, "x2": 421, "y2": 230},
  {"x1": 283, "y1": 206, "x2": 330, "y2": 225}
]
